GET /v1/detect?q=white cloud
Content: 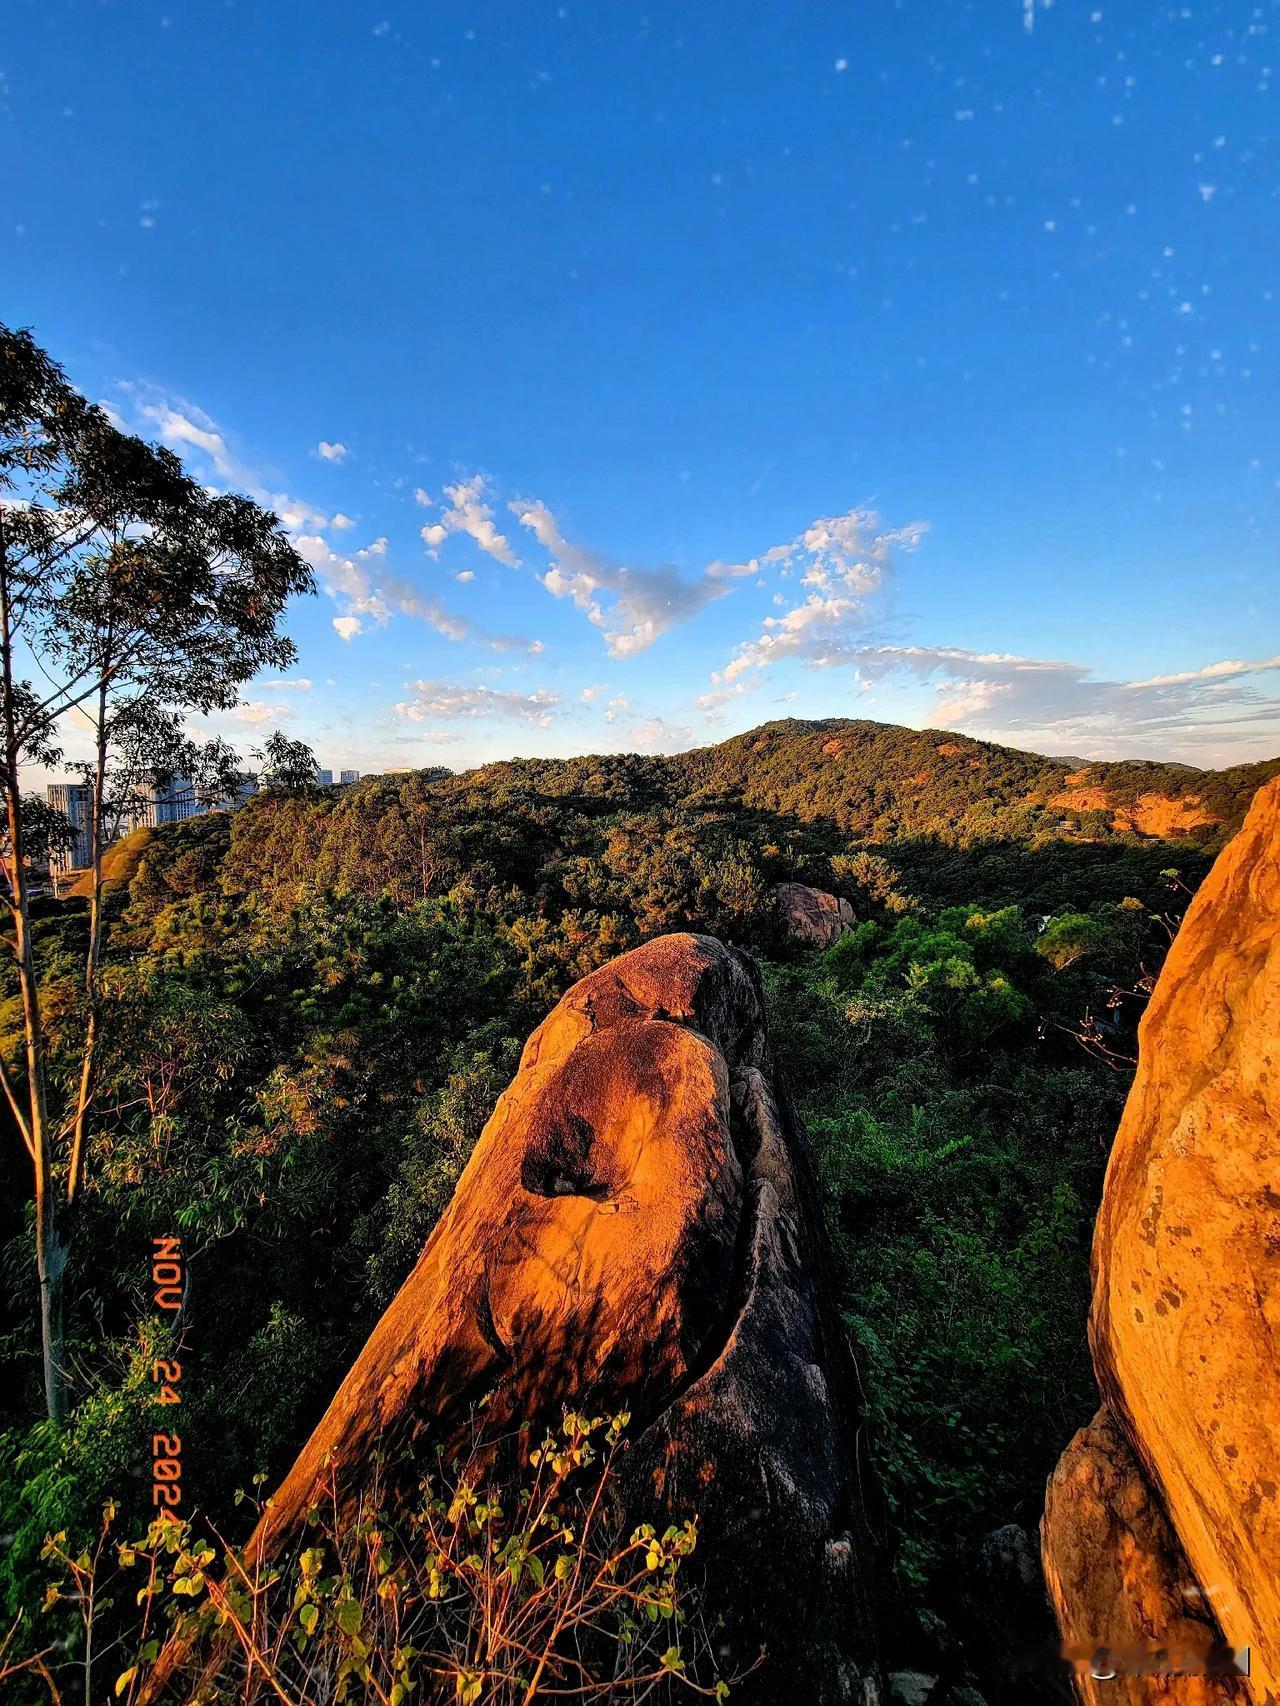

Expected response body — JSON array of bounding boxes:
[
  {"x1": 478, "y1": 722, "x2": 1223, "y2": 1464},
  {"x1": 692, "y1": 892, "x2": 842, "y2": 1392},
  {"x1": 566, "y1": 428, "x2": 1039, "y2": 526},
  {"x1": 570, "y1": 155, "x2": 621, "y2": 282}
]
[
  {"x1": 395, "y1": 681, "x2": 560, "y2": 726},
  {"x1": 697, "y1": 681, "x2": 748, "y2": 713},
  {"x1": 627, "y1": 716, "x2": 693, "y2": 753},
  {"x1": 331, "y1": 512, "x2": 355, "y2": 531},
  {"x1": 296, "y1": 533, "x2": 538, "y2": 653},
  {"x1": 127, "y1": 391, "x2": 331, "y2": 531},
  {"x1": 795, "y1": 643, "x2": 1280, "y2": 758},
  {"x1": 580, "y1": 684, "x2": 604, "y2": 703},
  {"x1": 317, "y1": 440, "x2": 348, "y2": 462},
  {"x1": 507, "y1": 497, "x2": 925, "y2": 662},
  {"x1": 413, "y1": 487, "x2": 434, "y2": 507},
  {"x1": 1125, "y1": 656, "x2": 1280, "y2": 690},
  {"x1": 708, "y1": 506, "x2": 927, "y2": 594},
  {"x1": 455, "y1": 569, "x2": 476, "y2": 583},
  {"x1": 333, "y1": 616, "x2": 362, "y2": 641},
  {"x1": 421, "y1": 475, "x2": 519, "y2": 565},
  {"x1": 514, "y1": 498, "x2": 726, "y2": 657},
  {"x1": 711, "y1": 508, "x2": 927, "y2": 686},
  {"x1": 228, "y1": 700, "x2": 282, "y2": 726},
  {"x1": 721, "y1": 594, "x2": 858, "y2": 682},
  {"x1": 263, "y1": 677, "x2": 312, "y2": 691}
]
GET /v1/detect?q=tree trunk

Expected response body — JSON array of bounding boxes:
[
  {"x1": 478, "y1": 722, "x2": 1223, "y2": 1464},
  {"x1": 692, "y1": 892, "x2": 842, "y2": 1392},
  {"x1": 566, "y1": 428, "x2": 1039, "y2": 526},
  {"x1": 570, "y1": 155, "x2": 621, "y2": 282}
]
[
  {"x1": 67, "y1": 675, "x2": 109, "y2": 1205},
  {"x1": 0, "y1": 520, "x2": 68, "y2": 1423}
]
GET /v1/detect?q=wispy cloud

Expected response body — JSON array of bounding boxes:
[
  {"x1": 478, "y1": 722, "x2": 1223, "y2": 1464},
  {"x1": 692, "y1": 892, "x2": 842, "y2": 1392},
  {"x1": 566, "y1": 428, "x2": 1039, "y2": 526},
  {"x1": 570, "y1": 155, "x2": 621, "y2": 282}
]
[
  {"x1": 627, "y1": 715, "x2": 693, "y2": 753},
  {"x1": 294, "y1": 533, "x2": 540, "y2": 654},
  {"x1": 712, "y1": 508, "x2": 927, "y2": 684},
  {"x1": 394, "y1": 681, "x2": 559, "y2": 726},
  {"x1": 227, "y1": 700, "x2": 288, "y2": 726},
  {"x1": 125, "y1": 389, "x2": 333, "y2": 533},
  {"x1": 696, "y1": 680, "x2": 749, "y2": 715},
  {"x1": 316, "y1": 440, "x2": 348, "y2": 463},
  {"x1": 513, "y1": 498, "x2": 726, "y2": 658},
  {"x1": 421, "y1": 475, "x2": 519, "y2": 565},
  {"x1": 708, "y1": 507, "x2": 927, "y2": 594},
  {"x1": 801, "y1": 643, "x2": 1280, "y2": 757},
  {"x1": 505, "y1": 499, "x2": 928, "y2": 663}
]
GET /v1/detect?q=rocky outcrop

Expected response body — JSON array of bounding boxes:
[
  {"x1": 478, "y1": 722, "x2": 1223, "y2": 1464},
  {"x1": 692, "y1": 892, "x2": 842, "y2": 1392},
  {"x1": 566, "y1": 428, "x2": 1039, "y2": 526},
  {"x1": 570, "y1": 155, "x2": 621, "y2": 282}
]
[
  {"x1": 1047, "y1": 786, "x2": 1218, "y2": 838},
  {"x1": 155, "y1": 933, "x2": 881, "y2": 1702},
  {"x1": 776, "y1": 881, "x2": 856, "y2": 948},
  {"x1": 1044, "y1": 1412, "x2": 1247, "y2": 1706},
  {"x1": 1042, "y1": 778, "x2": 1280, "y2": 1701}
]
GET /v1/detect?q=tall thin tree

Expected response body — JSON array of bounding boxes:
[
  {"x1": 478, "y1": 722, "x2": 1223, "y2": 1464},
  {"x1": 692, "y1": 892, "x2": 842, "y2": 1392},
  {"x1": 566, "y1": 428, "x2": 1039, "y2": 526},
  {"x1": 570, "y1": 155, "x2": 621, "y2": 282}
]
[{"x1": 0, "y1": 324, "x2": 314, "y2": 1421}]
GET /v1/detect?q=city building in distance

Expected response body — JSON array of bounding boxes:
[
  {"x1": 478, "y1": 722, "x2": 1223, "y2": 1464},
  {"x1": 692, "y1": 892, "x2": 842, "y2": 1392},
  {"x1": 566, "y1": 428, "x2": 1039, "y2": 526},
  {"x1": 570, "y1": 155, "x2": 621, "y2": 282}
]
[
  {"x1": 45, "y1": 773, "x2": 255, "y2": 881},
  {"x1": 46, "y1": 782, "x2": 93, "y2": 871}
]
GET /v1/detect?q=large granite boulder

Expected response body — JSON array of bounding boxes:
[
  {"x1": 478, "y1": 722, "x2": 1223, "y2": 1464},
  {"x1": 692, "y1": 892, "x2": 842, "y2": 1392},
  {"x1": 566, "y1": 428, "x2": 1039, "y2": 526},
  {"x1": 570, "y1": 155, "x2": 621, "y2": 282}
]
[
  {"x1": 1042, "y1": 779, "x2": 1280, "y2": 1702},
  {"x1": 154, "y1": 933, "x2": 882, "y2": 1702}
]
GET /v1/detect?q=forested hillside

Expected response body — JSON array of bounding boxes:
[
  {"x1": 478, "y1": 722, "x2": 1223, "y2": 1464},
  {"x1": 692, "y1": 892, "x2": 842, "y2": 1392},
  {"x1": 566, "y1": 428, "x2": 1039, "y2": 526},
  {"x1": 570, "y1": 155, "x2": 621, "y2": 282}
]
[{"x1": 3, "y1": 718, "x2": 1276, "y2": 1684}]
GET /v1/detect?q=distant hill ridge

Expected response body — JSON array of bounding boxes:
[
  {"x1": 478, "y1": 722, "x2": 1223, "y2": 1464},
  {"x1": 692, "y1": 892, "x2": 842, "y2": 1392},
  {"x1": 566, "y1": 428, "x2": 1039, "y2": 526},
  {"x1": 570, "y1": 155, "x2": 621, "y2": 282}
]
[
  {"x1": 110, "y1": 717, "x2": 1280, "y2": 927},
  {"x1": 431, "y1": 718, "x2": 1280, "y2": 847}
]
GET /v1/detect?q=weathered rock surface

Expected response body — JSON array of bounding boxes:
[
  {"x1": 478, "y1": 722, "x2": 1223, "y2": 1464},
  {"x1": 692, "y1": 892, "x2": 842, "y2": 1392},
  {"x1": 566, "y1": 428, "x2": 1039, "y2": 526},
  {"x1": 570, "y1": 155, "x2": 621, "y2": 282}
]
[
  {"x1": 776, "y1": 881, "x2": 856, "y2": 948},
  {"x1": 1044, "y1": 1410, "x2": 1247, "y2": 1706},
  {"x1": 156, "y1": 933, "x2": 881, "y2": 1702},
  {"x1": 1042, "y1": 777, "x2": 1280, "y2": 1701}
]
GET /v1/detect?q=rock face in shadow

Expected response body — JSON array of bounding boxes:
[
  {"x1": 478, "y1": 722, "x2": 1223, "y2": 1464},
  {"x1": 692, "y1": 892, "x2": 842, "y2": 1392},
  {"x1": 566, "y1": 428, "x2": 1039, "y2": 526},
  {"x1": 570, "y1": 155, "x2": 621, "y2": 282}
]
[
  {"x1": 1042, "y1": 778, "x2": 1280, "y2": 1702},
  {"x1": 158, "y1": 933, "x2": 882, "y2": 1702}
]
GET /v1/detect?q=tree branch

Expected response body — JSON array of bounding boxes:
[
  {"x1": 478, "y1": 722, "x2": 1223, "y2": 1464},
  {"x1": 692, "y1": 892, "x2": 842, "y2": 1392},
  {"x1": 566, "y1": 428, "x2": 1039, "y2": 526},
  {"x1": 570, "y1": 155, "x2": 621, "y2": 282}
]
[{"x1": 0, "y1": 1053, "x2": 34, "y2": 1161}]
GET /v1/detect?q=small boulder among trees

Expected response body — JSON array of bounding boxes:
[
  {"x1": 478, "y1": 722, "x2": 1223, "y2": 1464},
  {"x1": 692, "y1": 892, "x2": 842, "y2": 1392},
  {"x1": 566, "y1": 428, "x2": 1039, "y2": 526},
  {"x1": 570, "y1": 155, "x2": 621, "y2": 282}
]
[{"x1": 775, "y1": 880, "x2": 856, "y2": 949}]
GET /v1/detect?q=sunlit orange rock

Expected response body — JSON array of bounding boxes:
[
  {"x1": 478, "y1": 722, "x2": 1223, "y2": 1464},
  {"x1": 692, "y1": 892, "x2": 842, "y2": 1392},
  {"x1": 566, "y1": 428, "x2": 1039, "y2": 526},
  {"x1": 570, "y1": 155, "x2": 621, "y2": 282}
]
[
  {"x1": 1043, "y1": 778, "x2": 1280, "y2": 1702},
  {"x1": 1044, "y1": 1410, "x2": 1247, "y2": 1706},
  {"x1": 154, "y1": 933, "x2": 881, "y2": 1702}
]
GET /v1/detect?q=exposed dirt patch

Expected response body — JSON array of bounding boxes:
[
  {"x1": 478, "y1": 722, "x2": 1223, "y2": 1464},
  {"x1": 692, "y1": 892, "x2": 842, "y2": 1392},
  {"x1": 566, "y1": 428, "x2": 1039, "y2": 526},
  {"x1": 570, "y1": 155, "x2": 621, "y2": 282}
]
[
  {"x1": 936, "y1": 741, "x2": 964, "y2": 756},
  {"x1": 1119, "y1": 792, "x2": 1218, "y2": 837},
  {"x1": 1051, "y1": 786, "x2": 1112, "y2": 815},
  {"x1": 821, "y1": 738, "x2": 847, "y2": 757},
  {"x1": 1049, "y1": 787, "x2": 1218, "y2": 836}
]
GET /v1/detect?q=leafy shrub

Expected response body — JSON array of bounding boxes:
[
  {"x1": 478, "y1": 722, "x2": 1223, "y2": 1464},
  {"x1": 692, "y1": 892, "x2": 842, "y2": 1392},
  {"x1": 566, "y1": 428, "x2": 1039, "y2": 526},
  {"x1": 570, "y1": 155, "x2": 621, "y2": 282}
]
[{"x1": 8, "y1": 1413, "x2": 733, "y2": 1705}]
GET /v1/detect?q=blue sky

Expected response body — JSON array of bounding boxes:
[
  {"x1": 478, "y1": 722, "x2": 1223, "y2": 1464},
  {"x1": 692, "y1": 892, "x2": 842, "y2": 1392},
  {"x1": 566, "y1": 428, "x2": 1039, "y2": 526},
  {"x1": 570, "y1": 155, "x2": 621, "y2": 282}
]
[{"x1": 7, "y1": 0, "x2": 1279, "y2": 775}]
